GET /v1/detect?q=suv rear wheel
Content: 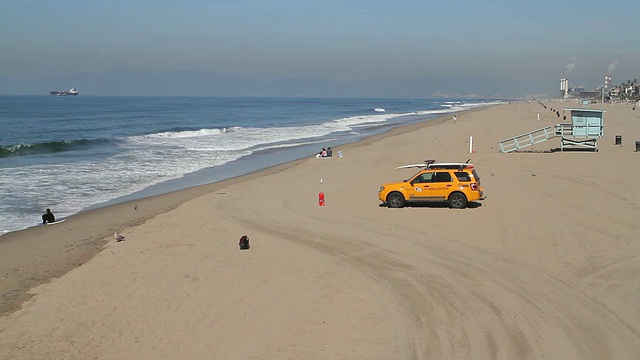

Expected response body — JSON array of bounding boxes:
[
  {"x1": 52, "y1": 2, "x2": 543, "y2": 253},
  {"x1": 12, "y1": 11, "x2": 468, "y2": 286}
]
[
  {"x1": 387, "y1": 192, "x2": 406, "y2": 208},
  {"x1": 448, "y1": 192, "x2": 468, "y2": 209}
]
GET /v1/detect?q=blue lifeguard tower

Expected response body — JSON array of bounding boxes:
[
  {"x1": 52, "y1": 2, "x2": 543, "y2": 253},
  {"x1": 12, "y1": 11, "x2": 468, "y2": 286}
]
[
  {"x1": 498, "y1": 108, "x2": 605, "y2": 152},
  {"x1": 556, "y1": 108, "x2": 604, "y2": 151}
]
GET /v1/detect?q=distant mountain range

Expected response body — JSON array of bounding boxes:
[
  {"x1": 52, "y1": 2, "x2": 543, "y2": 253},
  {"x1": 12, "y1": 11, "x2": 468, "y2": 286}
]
[{"x1": 0, "y1": 69, "x2": 553, "y2": 98}]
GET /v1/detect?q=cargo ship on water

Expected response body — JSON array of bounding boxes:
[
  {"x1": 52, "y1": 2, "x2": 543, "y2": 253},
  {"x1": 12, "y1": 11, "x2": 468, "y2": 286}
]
[{"x1": 50, "y1": 87, "x2": 79, "y2": 96}]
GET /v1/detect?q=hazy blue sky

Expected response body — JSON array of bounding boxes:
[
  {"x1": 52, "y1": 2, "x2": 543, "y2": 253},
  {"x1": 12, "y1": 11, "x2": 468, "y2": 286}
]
[{"x1": 1, "y1": 0, "x2": 638, "y2": 94}]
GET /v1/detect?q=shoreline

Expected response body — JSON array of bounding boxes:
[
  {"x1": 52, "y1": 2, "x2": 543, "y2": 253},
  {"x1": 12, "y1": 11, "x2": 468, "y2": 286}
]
[
  {"x1": 0, "y1": 108, "x2": 460, "y2": 316},
  {"x1": 0, "y1": 103, "x2": 459, "y2": 237}
]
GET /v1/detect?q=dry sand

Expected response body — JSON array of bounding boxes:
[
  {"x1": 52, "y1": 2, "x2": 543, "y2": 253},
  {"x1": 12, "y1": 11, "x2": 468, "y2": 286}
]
[{"x1": 1, "y1": 100, "x2": 639, "y2": 359}]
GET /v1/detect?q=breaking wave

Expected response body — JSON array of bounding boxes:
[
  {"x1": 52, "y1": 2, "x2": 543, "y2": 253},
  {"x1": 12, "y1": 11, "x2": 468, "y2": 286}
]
[{"x1": 0, "y1": 139, "x2": 111, "y2": 157}]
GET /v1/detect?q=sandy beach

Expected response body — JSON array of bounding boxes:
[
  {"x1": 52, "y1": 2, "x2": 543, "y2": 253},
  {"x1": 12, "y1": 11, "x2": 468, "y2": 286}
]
[{"x1": 1, "y1": 100, "x2": 639, "y2": 359}]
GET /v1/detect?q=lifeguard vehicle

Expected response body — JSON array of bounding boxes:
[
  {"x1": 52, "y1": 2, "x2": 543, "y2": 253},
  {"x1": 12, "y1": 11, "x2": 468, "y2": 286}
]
[{"x1": 378, "y1": 160, "x2": 485, "y2": 209}]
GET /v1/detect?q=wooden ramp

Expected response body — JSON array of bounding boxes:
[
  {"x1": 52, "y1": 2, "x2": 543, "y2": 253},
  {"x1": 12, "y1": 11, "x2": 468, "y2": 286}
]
[{"x1": 498, "y1": 125, "x2": 558, "y2": 153}]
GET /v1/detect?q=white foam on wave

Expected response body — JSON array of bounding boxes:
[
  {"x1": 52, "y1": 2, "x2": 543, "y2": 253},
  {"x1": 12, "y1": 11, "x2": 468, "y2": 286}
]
[
  {"x1": 126, "y1": 112, "x2": 404, "y2": 154},
  {"x1": 332, "y1": 113, "x2": 409, "y2": 127},
  {"x1": 0, "y1": 147, "x2": 251, "y2": 235},
  {"x1": 459, "y1": 100, "x2": 504, "y2": 107},
  {"x1": 421, "y1": 100, "x2": 500, "y2": 115},
  {"x1": 416, "y1": 109, "x2": 457, "y2": 116},
  {"x1": 133, "y1": 127, "x2": 228, "y2": 139}
]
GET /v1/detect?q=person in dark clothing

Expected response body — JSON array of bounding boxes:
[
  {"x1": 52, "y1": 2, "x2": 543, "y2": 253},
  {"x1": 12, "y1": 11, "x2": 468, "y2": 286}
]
[
  {"x1": 326, "y1": 147, "x2": 333, "y2": 157},
  {"x1": 239, "y1": 235, "x2": 250, "y2": 250},
  {"x1": 42, "y1": 208, "x2": 55, "y2": 224}
]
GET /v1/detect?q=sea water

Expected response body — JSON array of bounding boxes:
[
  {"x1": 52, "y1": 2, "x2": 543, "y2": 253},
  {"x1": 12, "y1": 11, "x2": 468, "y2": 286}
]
[{"x1": 0, "y1": 96, "x2": 500, "y2": 235}]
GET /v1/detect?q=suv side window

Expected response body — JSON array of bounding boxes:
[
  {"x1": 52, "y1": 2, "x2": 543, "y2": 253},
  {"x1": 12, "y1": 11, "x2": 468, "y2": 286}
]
[
  {"x1": 432, "y1": 172, "x2": 452, "y2": 183},
  {"x1": 454, "y1": 171, "x2": 471, "y2": 182},
  {"x1": 413, "y1": 172, "x2": 433, "y2": 183}
]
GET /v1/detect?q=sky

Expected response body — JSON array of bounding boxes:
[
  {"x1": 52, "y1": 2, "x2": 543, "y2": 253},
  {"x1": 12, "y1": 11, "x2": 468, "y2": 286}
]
[{"x1": 1, "y1": 0, "x2": 638, "y2": 96}]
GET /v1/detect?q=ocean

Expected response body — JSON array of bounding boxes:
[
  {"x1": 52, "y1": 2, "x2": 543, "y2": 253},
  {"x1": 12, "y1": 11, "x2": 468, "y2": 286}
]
[{"x1": 0, "y1": 96, "x2": 500, "y2": 235}]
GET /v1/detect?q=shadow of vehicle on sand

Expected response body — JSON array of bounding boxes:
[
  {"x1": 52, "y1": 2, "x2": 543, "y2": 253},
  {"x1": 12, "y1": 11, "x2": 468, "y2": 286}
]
[{"x1": 378, "y1": 202, "x2": 483, "y2": 209}]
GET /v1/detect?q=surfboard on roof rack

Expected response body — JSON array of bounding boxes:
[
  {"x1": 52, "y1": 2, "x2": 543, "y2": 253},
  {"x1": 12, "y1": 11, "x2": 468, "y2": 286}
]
[{"x1": 395, "y1": 159, "x2": 473, "y2": 170}]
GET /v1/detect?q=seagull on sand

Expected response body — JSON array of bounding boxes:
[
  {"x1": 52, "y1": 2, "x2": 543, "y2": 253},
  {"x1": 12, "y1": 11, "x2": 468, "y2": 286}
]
[{"x1": 114, "y1": 232, "x2": 125, "y2": 242}]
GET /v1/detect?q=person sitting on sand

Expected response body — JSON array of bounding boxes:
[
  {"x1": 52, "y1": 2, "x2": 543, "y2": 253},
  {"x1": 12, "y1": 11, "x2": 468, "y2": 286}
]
[
  {"x1": 42, "y1": 208, "x2": 55, "y2": 224},
  {"x1": 239, "y1": 235, "x2": 250, "y2": 250},
  {"x1": 316, "y1": 148, "x2": 327, "y2": 158},
  {"x1": 326, "y1": 147, "x2": 333, "y2": 157}
]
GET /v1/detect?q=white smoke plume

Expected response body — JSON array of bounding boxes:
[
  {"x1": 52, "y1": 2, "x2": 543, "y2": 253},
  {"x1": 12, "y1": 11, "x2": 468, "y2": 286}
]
[
  {"x1": 565, "y1": 58, "x2": 576, "y2": 75},
  {"x1": 607, "y1": 60, "x2": 619, "y2": 73}
]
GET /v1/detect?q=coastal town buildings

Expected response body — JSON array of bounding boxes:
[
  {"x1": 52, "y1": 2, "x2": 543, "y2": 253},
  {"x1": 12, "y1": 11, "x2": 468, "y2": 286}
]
[{"x1": 560, "y1": 77, "x2": 639, "y2": 101}]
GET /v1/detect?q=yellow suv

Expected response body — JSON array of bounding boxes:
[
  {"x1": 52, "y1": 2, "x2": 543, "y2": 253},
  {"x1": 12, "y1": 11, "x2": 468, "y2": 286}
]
[{"x1": 378, "y1": 160, "x2": 485, "y2": 209}]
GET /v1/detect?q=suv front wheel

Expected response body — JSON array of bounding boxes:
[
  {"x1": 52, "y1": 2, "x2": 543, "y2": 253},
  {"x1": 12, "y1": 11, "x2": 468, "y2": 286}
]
[
  {"x1": 448, "y1": 192, "x2": 468, "y2": 209},
  {"x1": 387, "y1": 192, "x2": 406, "y2": 208}
]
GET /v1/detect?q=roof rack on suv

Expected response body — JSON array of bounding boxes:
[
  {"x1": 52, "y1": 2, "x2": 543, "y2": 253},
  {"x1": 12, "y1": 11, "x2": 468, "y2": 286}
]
[
  {"x1": 426, "y1": 163, "x2": 473, "y2": 171},
  {"x1": 427, "y1": 159, "x2": 473, "y2": 171}
]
